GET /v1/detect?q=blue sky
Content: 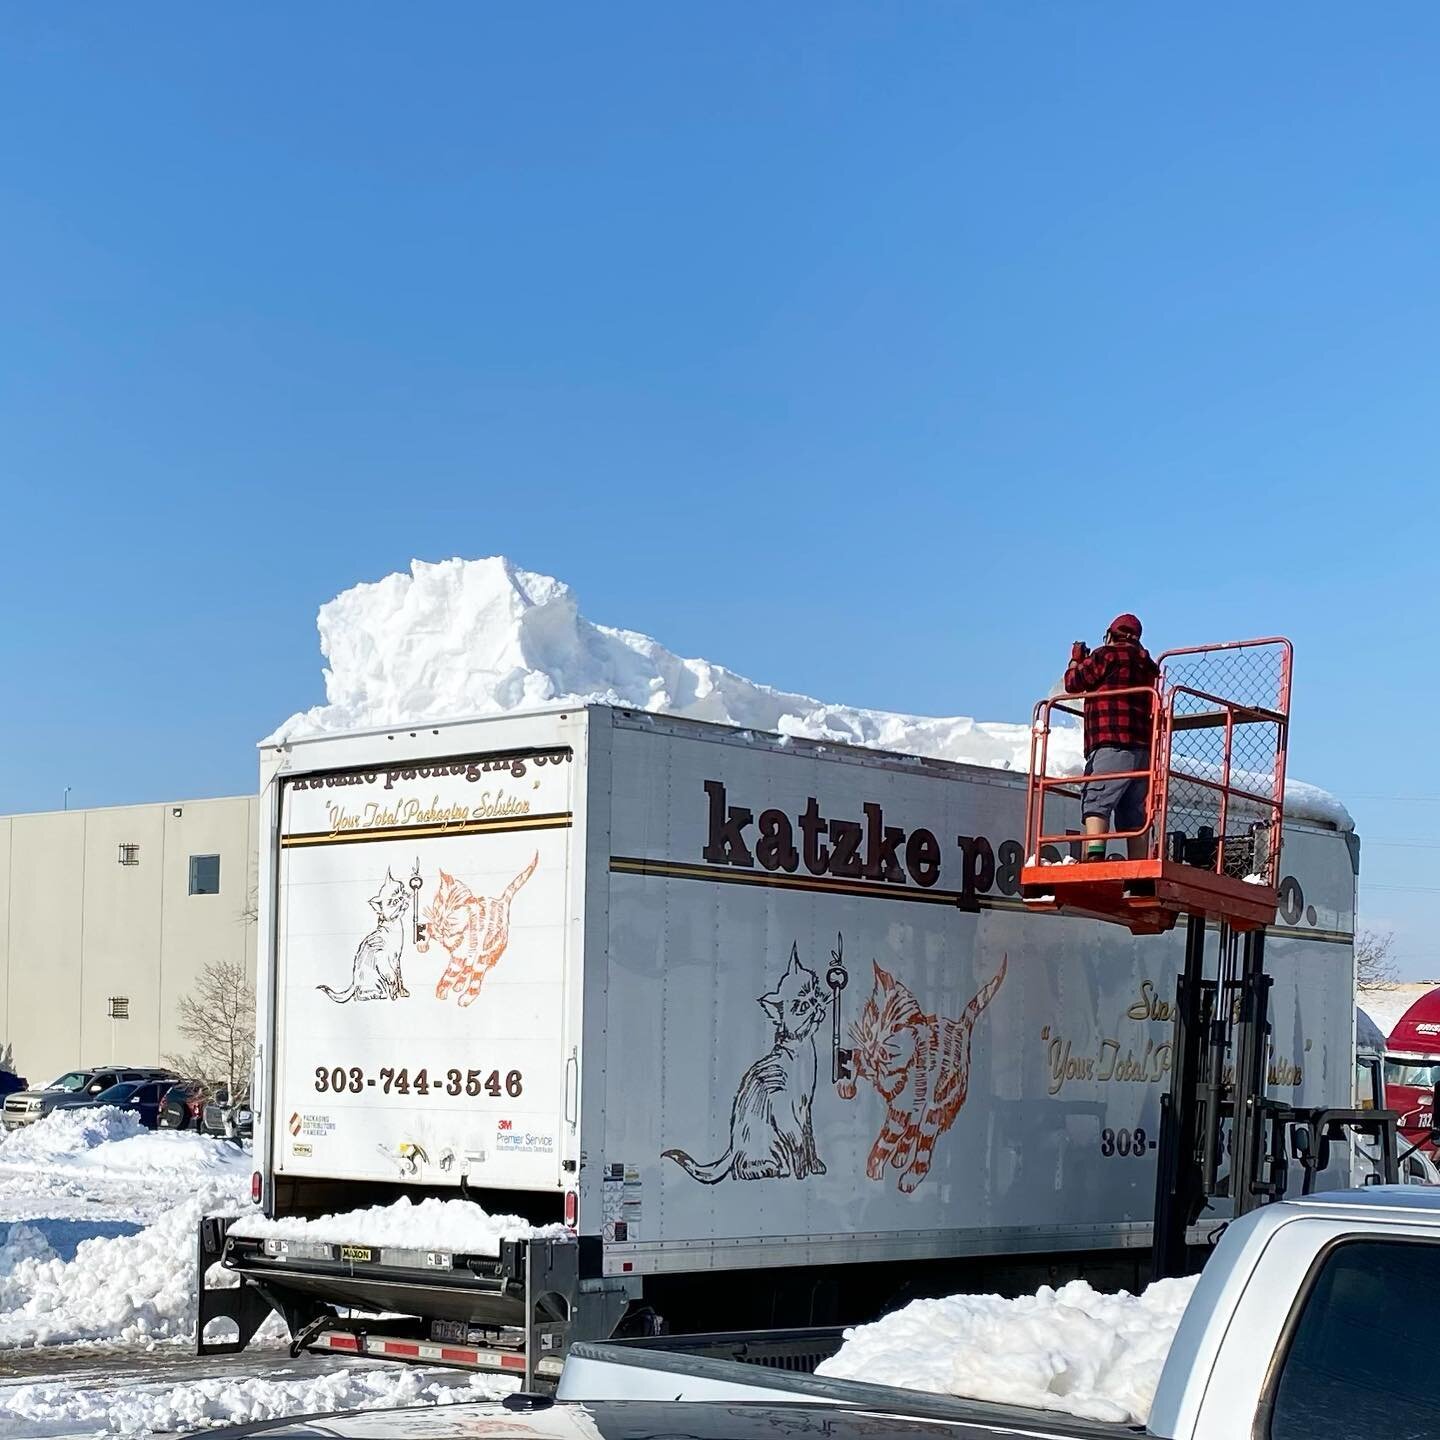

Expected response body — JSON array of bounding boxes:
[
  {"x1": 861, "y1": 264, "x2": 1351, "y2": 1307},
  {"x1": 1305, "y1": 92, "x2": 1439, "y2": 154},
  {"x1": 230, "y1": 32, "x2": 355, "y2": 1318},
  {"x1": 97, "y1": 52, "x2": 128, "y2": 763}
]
[{"x1": 2, "y1": 6, "x2": 1438, "y2": 973}]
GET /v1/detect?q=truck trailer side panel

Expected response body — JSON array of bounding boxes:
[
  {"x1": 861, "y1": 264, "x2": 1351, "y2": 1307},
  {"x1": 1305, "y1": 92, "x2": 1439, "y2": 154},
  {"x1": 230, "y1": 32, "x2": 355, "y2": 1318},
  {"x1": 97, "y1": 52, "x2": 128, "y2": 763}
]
[{"x1": 594, "y1": 712, "x2": 1355, "y2": 1276}]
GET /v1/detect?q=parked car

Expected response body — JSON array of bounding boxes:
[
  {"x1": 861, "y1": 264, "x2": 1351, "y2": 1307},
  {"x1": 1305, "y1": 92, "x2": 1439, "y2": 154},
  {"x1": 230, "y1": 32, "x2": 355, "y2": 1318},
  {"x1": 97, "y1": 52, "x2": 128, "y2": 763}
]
[
  {"x1": 202, "y1": 1088, "x2": 253, "y2": 1140},
  {"x1": 0, "y1": 1069, "x2": 26, "y2": 1101},
  {"x1": 2, "y1": 1066, "x2": 177, "y2": 1129},
  {"x1": 50, "y1": 1077, "x2": 175, "y2": 1130},
  {"x1": 158, "y1": 1079, "x2": 210, "y2": 1131}
]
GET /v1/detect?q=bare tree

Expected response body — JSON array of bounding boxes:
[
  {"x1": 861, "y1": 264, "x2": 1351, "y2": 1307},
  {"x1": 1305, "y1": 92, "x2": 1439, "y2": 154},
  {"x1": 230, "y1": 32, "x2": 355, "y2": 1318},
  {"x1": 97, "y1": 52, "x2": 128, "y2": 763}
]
[
  {"x1": 165, "y1": 958, "x2": 256, "y2": 1101},
  {"x1": 1356, "y1": 928, "x2": 1399, "y2": 993}
]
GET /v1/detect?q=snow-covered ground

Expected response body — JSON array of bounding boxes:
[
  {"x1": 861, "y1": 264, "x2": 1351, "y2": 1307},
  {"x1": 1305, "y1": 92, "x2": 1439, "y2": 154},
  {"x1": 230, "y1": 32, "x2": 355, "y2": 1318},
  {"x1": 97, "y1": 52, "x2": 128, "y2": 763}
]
[
  {"x1": 0, "y1": 1111, "x2": 508, "y2": 1436},
  {"x1": 267, "y1": 556, "x2": 1351, "y2": 829},
  {"x1": 1, "y1": 1354, "x2": 504, "y2": 1440},
  {"x1": 816, "y1": 1275, "x2": 1198, "y2": 1425}
]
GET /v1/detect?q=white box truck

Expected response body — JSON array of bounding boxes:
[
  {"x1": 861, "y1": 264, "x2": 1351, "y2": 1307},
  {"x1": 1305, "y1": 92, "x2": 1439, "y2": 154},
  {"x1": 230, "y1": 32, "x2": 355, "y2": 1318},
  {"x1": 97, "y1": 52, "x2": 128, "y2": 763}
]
[{"x1": 201, "y1": 705, "x2": 1358, "y2": 1382}]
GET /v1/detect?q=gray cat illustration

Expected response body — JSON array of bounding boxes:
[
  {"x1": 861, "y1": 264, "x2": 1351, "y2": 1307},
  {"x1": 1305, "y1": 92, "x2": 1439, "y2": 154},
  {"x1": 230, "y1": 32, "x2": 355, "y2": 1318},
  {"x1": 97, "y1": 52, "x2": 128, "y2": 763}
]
[
  {"x1": 318, "y1": 871, "x2": 411, "y2": 1003},
  {"x1": 663, "y1": 943, "x2": 827, "y2": 1183}
]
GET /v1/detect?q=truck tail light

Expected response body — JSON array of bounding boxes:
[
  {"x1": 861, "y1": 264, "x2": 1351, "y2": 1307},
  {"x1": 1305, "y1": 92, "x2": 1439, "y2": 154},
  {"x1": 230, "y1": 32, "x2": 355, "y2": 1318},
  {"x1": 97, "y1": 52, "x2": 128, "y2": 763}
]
[
  {"x1": 564, "y1": 1189, "x2": 577, "y2": 1229},
  {"x1": 251, "y1": 1171, "x2": 262, "y2": 1205}
]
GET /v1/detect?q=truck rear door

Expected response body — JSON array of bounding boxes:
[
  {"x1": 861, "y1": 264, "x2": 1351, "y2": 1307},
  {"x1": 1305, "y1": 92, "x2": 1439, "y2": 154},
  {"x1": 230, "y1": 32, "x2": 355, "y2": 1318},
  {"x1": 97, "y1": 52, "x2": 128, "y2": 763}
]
[{"x1": 270, "y1": 746, "x2": 576, "y2": 1194}]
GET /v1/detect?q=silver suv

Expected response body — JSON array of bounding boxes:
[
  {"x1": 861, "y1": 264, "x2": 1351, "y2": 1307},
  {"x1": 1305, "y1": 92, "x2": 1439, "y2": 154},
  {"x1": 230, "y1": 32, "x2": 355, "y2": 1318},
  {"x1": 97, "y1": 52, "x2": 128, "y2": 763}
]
[{"x1": 2, "y1": 1066, "x2": 178, "y2": 1129}]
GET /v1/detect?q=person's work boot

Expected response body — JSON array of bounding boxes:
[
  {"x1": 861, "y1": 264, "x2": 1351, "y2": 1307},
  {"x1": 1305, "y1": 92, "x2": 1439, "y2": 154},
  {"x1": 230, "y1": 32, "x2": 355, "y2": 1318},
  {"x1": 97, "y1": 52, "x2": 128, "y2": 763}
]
[{"x1": 1084, "y1": 841, "x2": 1107, "y2": 861}]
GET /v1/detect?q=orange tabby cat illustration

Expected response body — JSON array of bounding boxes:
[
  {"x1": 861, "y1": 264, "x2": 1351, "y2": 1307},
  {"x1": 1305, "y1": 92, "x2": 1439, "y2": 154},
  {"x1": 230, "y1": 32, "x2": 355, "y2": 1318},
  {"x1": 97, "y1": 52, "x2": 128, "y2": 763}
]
[
  {"x1": 838, "y1": 955, "x2": 1006, "y2": 1193},
  {"x1": 417, "y1": 853, "x2": 538, "y2": 1006}
]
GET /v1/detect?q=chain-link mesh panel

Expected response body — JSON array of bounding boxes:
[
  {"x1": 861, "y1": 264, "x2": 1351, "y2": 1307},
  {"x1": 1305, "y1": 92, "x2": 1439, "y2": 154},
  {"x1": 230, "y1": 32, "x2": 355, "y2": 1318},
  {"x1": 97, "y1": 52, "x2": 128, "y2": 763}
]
[
  {"x1": 1160, "y1": 641, "x2": 1290, "y2": 883},
  {"x1": 1160, "y1": 641, "x2": 1289, "y2": 718}
]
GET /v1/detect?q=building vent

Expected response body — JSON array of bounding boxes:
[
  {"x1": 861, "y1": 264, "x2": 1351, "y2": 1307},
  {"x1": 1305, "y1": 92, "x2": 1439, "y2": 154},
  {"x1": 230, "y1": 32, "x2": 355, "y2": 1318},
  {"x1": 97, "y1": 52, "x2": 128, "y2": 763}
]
[
  {"x1": 118, "y1": 844, "x2": 140, "y2": 866},
  {"x1": 108, "y1": 996, "x2": 130, "y2": 1020}
]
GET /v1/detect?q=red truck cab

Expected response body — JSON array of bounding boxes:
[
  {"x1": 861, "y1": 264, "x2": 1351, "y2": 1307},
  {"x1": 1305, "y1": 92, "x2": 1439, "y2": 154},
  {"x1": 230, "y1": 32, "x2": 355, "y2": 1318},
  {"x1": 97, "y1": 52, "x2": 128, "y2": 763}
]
[{"x1": 1385, "y1": 989, "x2": 1440, "y2": 1157}]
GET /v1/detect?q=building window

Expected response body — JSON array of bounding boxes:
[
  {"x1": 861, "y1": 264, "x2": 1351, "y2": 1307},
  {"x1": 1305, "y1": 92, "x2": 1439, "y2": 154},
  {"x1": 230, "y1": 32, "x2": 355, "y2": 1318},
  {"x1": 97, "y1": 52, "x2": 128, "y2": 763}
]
[
  {"x1": 118, "y1": 844, "x2": 140, "y2": 866},
  {"x1": 107, "y1": 996, "x2": 129, "y2": 1020},
  {"x1": 188, "y1": 854, "x2": 221, "y2": 895}
]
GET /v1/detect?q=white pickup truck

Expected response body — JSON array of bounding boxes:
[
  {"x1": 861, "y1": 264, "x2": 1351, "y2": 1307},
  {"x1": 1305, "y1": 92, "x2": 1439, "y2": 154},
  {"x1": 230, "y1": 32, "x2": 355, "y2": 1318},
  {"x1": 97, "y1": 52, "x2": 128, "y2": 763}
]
[{"x1": 215, "y1": 1186, "x2": 1439, "y2": 1440}]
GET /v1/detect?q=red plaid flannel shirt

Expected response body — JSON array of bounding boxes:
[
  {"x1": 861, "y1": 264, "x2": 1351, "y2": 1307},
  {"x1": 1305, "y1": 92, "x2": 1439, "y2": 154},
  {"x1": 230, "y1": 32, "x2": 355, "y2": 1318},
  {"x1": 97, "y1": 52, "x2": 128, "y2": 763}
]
[{"x1": 1064, "y1": 642, "x2": 1159, "y2": 755}]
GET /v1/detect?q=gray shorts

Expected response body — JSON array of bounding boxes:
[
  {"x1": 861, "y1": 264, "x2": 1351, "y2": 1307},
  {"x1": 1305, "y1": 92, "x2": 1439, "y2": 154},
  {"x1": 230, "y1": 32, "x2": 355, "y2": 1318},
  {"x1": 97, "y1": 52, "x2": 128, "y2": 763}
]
[{"x1": 1082, "y1": 746, "x2": 1150, "y2": 831}]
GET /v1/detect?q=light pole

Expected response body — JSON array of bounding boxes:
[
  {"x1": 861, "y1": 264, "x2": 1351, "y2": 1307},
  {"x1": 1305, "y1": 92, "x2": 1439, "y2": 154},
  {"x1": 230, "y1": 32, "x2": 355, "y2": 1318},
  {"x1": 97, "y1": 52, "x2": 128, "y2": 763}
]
[{"x1": 63, "y1": 786, "x2": 72, "y2": 812}]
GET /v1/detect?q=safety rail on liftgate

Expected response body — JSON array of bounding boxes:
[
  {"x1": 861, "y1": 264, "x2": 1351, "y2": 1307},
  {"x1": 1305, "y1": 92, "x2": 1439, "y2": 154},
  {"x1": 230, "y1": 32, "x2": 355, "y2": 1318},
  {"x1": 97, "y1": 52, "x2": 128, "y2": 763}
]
[{"x1": 1020, "y1": 638, "x2": 1293, "y2": 936}]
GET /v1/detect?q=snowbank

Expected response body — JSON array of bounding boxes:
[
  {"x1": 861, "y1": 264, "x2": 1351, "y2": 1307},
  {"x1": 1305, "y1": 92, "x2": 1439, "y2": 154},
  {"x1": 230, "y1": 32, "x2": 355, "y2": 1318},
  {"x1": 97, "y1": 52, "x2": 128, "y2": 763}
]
[
  {"x1": 0, "y1": 1108, "x2": 144, "y2": 1163},
  {"x1": 0, "y1": 1177, "x2": 249, "y2": 1348},
  {"x1": 266, "y1": 557, "x2": 1351, "y2": 829},
  {"x1": 228, "y1": 1195, "x2": 567, "y2": 1253},
  {"x1": 0, "y1": 1367, "x2": 506, "y2": 1438},
  {"x1": 0, "y1": 1107, "x2": 246, "y2": 1182},
  {"x1": 815, "y1": 1276, "x2": 1197, "y2": 1426},
  {"x1": 0, "y1": 1109, "x2": 253, "y2": 1236},
  {"x1": 0, "y1": 1107, "x2": 252, "y2": 1232}
]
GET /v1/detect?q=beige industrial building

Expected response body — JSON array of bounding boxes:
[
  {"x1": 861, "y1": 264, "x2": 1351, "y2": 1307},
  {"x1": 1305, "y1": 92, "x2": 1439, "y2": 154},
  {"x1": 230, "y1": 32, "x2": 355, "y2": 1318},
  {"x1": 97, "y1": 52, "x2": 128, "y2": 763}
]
[{"x1": 0, "y1": 795, "x2": 259, "y2": 1087}]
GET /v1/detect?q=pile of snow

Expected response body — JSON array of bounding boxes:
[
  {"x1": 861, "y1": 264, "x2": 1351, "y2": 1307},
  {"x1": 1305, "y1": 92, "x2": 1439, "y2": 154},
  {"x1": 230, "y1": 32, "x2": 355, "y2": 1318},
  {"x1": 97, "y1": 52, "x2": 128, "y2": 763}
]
[
  {"x1": 815, "y1": 1275, "x2": 1198, "y2": 1426},
  {"x1": 0, "y1": 1107, "x2": 251, "y2": 1228},
  {"x1": 266, "y1": 557, "x2": 1352, "y2": 829},
  {"x1": 0, "y1": 1106, "x2": 248, "y2": 1182},
  {"x1": 0, "y1": 1176, "x2": 249, "y2": 1348},
  {"x1": 229, "y1": 1195, "x2": 567, "y2": 1254},
  {"x1": 0, "y1": 1224, "x2": 58, "y2": 1275},
  {"x1": 0, "y1": 1367, "x2": 507, "y2": 1438},
  {"x1": 0, "y1": 1107, "x2": 145, "y2": 1163}
]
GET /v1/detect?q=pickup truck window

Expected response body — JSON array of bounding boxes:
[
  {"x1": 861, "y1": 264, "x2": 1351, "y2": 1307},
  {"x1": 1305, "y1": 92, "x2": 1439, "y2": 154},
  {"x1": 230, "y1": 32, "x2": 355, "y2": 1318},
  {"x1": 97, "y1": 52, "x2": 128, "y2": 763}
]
[{"x1": 1269, "y1": 1238, "x2": 1440, "y2": 1439}]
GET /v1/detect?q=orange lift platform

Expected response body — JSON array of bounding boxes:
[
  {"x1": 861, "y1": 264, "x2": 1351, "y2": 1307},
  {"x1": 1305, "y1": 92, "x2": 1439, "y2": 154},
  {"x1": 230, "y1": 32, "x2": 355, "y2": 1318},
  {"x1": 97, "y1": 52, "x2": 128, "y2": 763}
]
[
  {"x1": 1020, "y1": 638, "x2": 1292, "y2": 936},
  {"x1": 1018, "y1": 636, "x2": 1402, "y2": 1281}
]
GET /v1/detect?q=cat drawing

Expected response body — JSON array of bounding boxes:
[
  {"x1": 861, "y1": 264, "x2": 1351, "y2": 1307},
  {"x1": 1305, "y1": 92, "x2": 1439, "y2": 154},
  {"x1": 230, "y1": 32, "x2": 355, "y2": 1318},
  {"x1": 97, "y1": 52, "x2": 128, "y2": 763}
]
[
  {"x1": 317, "y1": 871, "x2": 411, "y2": 1004},
  {"x1": 838, "y1": 955, "x2": 1007, "y2": 1193},
  {"x1": 419, "y1": 853, "x2": 538, "y2": 1007},
  {"x1": 663, "y1": 944, "x2": 827, "y2": 1183}
]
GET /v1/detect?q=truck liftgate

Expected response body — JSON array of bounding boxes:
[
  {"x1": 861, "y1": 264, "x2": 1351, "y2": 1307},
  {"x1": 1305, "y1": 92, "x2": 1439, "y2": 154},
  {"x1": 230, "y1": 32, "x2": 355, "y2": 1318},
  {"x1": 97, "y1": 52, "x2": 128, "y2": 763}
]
[
  {"x1": 197, "y1": 1220, "x2": 631, "y2": 1390},
  {"x1": 1022, "y1": 638, "x2": 1398, "y2": 1279}
]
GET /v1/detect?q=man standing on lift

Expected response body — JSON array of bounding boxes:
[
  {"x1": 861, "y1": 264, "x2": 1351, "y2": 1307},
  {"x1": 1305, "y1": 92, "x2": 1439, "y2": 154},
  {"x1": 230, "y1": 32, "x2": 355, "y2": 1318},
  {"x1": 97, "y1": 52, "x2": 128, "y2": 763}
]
[{"x1": 1064, "y1": 613, "x2": 1159, "y2": 861}]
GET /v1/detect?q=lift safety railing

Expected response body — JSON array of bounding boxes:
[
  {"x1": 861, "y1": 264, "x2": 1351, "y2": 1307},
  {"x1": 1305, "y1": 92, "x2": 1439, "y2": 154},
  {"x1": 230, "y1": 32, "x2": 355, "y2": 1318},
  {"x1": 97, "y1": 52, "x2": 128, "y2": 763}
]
[{"x1": 1021, "y1": 638, "x2": 1292, "y2": 932}]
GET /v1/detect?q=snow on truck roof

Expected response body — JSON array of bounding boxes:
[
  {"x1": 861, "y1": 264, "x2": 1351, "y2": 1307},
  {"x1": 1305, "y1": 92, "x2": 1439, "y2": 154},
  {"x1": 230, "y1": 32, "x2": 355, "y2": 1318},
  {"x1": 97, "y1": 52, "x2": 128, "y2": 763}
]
[{"x1": 263, "y1": 556, "x2": 1354, "y2": 832}]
